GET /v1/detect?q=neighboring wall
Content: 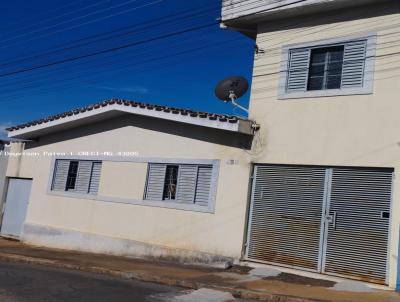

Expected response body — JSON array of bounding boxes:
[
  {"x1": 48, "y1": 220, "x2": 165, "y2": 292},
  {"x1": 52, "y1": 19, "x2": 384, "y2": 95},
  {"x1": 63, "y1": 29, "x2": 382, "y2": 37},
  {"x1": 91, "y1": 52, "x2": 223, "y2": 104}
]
[
  {"x1": 0, "y1": 144, "x2": 10, "y2": 221},
  {"x1": 6, "y1": 114, "x2": 253, "y2": 261},
  {"x1": 248, "y1": 1, "x2": 399, "y2": 286}
]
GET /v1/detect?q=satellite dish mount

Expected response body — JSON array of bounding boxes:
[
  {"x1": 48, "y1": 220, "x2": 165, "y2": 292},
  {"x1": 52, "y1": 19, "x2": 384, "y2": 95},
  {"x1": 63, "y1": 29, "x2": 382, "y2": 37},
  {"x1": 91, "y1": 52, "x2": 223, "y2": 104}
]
[{"x1": 227, "y1": 90, "x2": 249, "y2": 114}]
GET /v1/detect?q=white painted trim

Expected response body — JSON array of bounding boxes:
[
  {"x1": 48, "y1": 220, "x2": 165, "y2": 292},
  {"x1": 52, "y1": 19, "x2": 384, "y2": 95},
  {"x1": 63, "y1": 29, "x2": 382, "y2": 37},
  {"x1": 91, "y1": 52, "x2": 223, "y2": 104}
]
[
  {"x1": 47, "y1": 156, "x2": 220, "y2": 214},
  {"x1": 278, "y1": 33, "x2": 377, "y2": 100},
  {"x1": 8, "y1": 104, "x2": 254, "y2": 138}
]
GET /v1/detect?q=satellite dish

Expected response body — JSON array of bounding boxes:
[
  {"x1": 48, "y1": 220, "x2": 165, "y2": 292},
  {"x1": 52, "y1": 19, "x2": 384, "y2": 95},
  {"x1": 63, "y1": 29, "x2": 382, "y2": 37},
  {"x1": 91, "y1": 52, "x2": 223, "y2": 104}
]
[
  {"x1": 215, "y1": 76, "x2": 249, "y2": 114},
  {"x1": 215, "y1": 76, "x2": 249, "y2": 102}
]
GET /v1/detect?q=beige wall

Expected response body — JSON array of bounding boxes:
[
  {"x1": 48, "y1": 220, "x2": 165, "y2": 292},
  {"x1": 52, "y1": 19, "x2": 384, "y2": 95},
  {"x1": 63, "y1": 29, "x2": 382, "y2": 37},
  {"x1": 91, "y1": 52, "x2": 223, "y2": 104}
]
[
  {"x1": 6, "y1": 115, "x2": 252, "y2": 259},
  {"x1": 249, "y1": 2, "x2": 400, "y2": 287},
  {"x1": 98, "y1": 161, "x2": 147, "y2": 200}
]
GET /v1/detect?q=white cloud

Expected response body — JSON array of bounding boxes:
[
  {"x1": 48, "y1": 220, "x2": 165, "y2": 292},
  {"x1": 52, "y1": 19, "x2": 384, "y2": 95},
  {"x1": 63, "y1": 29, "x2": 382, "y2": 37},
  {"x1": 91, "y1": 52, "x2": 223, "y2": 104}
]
[
  {"x1": 88, "y1": 85, "x2": 149, "y2": 94},
  {"x1": 0, "y1": 122, "x2": 12, "y2": 139}
]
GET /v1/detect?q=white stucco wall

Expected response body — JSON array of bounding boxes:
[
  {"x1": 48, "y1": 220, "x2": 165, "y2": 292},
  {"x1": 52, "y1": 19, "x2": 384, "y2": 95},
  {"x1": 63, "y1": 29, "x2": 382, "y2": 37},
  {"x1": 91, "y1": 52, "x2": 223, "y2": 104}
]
[{"x1": 248, "y1": 2, "x2": 400, "y2": 287}]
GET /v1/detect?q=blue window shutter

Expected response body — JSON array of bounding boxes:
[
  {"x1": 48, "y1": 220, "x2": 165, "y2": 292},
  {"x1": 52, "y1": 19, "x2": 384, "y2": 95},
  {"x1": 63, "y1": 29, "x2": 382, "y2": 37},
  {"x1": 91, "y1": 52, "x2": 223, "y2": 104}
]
[
  {"x1": 176, "y1": 165, "x2": 198, "y2": 203},
  {"x1": 287, "y1": 48, "x2": 310, "y2": 92},
  {"x1": 51, "y1": 160, "x2": 70, "y2": 191},
  {"x1": 145, "y1": 164, "x2": 167, "y2": 200},
  {"x1": 194, "y1": 165, "x2": 213, "y2": 206},
  {"x1": 88, "y1": 162, "x2": 102, "y2": 194},
  {"x1": 341, "y1": 40, "x2": 367, "y2": 88}
]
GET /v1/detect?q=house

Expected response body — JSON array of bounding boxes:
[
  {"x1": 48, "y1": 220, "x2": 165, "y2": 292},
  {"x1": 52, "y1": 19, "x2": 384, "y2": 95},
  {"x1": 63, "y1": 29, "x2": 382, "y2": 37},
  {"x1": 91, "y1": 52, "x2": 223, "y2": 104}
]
[
  {"x1": 1, "y1": 0, "x2": 399, "y2": 290},
  {"x1": 221, "y1": 0, "x2": 399, "y2": 288},
  {"x1": 2, "y1": 99, "x2": 255, "y2": 265}
]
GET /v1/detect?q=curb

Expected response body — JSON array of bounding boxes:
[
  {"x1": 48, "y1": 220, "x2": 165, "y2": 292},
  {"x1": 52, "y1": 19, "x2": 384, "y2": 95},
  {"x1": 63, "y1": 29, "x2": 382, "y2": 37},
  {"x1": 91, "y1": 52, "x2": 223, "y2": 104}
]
[{"x1": 0, "y1": 252, "x2": 324, "y2": 302}]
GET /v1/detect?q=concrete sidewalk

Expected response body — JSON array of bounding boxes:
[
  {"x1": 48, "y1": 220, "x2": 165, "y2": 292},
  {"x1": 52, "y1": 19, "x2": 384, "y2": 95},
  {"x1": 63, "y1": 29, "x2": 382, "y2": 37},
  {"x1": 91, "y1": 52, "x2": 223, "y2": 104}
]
[{"x1": 0, "y1": 238, "x2": 399, "y2": 302}]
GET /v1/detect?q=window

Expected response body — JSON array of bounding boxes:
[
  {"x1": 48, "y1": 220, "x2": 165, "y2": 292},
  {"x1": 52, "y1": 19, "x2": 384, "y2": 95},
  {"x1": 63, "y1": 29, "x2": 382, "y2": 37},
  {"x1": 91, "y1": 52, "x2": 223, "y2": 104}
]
[
  {"x1": 278, "y1": 35, "x2": 376, "y2": 99},
  {"x1": 307, "y1": 46, "x2": 344, "y2": 91},
  {"x1": 65, "y1": 161, "x2": 79, "y2": 191},
  {"x1": 163, "y1": 165, "x2": 178, "y2": 200},
  {"x1": 51, "y1": 160, "x2": 102, "y2": 194},
  {"x1": 144, "y1": 163, "x2": 214, "y2": 207}
]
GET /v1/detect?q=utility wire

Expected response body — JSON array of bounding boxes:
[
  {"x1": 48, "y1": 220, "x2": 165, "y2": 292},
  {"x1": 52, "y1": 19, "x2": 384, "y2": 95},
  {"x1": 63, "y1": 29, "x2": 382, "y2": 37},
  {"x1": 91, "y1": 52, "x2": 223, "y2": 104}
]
[
  {"x1": 0, "y1": 22, "x2": 218, "y2": 79},
  {"x1": 0, "y1": 37, "x2": 245, "y2": 100},
  {"x1": 0, "y1": 28, "x2": 228, "y2": 91},
  {"x1": 0, "y1": 0, "x2": 112, "y2": 39},
  {"x1": 0, "y1": 6, "x2": 219, "y2": 69},
  {"x1": 0, "y1": 0, "x2": 165, "y2": 49}
]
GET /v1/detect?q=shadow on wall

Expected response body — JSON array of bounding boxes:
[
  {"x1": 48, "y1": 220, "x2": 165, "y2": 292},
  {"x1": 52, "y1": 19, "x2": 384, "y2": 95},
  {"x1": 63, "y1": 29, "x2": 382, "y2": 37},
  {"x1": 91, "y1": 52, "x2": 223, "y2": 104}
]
[{"x1": 24, "y1": 113, "x2": 254, "y2": 150}]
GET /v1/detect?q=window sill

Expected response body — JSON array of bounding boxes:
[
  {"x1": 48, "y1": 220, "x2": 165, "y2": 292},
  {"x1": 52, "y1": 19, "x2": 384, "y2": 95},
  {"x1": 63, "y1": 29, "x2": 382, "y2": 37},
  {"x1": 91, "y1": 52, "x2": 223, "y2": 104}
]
[
  {"x1": 278, "y1": 86, "x2": 373, "y2": 100},
  {"x1": 47, "y1": 190, "x2": 215, "y2": 213}
]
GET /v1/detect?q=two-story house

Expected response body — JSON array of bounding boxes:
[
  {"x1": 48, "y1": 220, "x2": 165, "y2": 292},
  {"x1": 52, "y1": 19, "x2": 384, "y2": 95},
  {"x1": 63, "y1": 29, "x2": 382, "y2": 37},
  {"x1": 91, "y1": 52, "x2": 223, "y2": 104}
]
[
  {"x1": 0, "y1": 0, "x2": 399, "y2": 291},
  {"x1": 222, "y1": 0, "x2": 400, "y2": 289}
]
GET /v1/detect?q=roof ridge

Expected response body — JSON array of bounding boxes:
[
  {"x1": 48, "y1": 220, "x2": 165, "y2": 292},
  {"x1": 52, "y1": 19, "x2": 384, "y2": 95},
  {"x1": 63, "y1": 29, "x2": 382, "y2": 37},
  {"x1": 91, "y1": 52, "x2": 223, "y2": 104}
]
[{"x1": 7, "y1": 98, "x2": 248, "y2": 132}]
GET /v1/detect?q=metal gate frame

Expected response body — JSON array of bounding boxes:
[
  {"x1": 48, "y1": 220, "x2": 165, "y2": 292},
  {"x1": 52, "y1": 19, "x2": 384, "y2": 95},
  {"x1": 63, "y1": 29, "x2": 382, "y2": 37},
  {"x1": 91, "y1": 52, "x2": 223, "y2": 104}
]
[{"x1": 243, "y1": 164, "x2": 394, "y2": 284}]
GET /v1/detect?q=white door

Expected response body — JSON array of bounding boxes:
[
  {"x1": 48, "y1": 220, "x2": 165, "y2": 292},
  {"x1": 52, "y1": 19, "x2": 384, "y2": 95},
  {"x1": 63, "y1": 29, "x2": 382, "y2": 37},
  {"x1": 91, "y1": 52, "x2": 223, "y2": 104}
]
[{"x1": 1, "y1": 178, "x2": 32, "y2": 238}]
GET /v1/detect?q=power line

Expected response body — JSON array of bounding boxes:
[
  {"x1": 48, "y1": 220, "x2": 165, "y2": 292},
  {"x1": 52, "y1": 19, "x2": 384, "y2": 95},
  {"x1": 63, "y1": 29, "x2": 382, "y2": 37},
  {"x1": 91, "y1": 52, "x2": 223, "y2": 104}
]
[
  {"x1": 0, "y1": 0, "x2": 87, "y2": 32},
  {"x1": 0, "y1": 6, "x2": 219, "y2": 69},
  {"x1": 0, "y1": 0, "x2": 165, "y2": 50},
  {"x1": 0, "y1": 0, "x2": 112, "y2": 39},
  {"x1": 0, "y1": 22, "x2": 218, "y2": 79},
  {"x1": 0, "y1": 28, "x2": 229, "y2": 91},
  {"x1": 0, "y1": 37, "x2": 245, "y2": 100}
]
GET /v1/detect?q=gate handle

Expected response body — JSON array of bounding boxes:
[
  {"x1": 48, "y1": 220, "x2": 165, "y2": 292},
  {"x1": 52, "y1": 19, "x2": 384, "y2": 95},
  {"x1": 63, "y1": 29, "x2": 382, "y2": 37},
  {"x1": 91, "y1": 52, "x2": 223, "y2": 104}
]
[{"x1": 332, "y1": 211, "x2": 337, "y2": 230}]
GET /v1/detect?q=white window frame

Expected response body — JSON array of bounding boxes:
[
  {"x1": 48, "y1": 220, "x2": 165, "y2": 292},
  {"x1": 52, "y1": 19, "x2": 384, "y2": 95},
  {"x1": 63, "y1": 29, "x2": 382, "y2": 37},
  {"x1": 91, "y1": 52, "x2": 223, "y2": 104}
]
[
  {"x1": 278, "y1": 33, "x2": 377, "y2": 100},
  {"x1": 47, "y1": 157, "x2": 220, "y2": 213}
]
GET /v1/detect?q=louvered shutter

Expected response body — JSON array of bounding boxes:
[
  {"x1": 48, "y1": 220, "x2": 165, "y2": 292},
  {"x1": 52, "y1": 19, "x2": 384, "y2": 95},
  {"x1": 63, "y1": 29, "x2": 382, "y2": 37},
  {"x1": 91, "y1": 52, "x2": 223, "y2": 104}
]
[
  {"x1": 176, "y1": 165, "x2": 198, "y2": 203},
  {"x1": 194, "y1": 165, "x2": 213, "y2": 206},
  {"x1": 286, "y1": 49, "x2": 310, "y2": 92},
  {"x1": 145, "y1": 164, "x2": 167, "y2": 200},
  {"x1": 88, "y1": 162, "x2": 102, "y2": 194},
  {"x1": 75, "y1": 161, "x2": 92, "y2": 193},
  {"x1": 51, "y1": 160, "x2": 70, "y2": 191},
  {"x1": 341, "y1": 40, "x2": 367, "y2": 88}
]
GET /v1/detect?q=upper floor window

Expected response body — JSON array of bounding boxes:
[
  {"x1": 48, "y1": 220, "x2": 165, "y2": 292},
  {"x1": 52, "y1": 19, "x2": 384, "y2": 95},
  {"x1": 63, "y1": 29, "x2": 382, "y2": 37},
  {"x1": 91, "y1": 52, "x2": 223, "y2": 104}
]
[
  {"x1": 278, "y1": 34, "x2": 376, "y2": 99},
  {"x1": 308, "y1": 46, "x2": 344, "y2": 91}
]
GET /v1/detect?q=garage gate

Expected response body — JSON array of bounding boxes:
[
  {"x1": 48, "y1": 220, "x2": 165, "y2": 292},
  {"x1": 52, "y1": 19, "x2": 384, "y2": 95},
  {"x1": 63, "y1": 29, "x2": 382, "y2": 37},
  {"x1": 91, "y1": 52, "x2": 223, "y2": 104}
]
[{"x1": 246, "y1": 165, "x2": 393, "y2": 284}]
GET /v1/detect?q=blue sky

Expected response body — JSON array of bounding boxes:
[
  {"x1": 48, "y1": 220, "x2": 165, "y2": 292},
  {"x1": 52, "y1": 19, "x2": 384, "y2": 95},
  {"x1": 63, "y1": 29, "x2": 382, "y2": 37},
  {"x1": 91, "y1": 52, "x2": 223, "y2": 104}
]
[{"x1": 0, "y1": 0, "x2": 254, "y2": 138}]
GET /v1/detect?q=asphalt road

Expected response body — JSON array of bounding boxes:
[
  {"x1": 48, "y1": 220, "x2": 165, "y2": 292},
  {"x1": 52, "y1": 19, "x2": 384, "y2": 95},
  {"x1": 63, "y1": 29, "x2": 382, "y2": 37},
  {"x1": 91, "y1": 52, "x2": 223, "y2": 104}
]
[{"x1": 0, "y1": 261, "x2": 252, "y2": 302}]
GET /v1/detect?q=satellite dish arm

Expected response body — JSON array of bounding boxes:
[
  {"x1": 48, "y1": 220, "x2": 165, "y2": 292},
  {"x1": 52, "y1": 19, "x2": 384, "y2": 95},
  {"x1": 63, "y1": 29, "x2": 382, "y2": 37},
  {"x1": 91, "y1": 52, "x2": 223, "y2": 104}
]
[{"x1": 229, "y1": 91, "x2": 249, "y2": 114}]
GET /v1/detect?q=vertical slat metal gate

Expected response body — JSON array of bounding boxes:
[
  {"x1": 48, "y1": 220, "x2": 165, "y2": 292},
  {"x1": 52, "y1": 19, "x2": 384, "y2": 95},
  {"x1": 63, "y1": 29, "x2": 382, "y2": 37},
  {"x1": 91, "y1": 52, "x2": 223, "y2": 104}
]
[
  {"x1": 246, "y1": 165, "x2": 327, "y2": 271},
  {"x1": 246, "y1": 164, "x2": 392, "y2": 284},
  {"x1": 322, "y1": 168, "x2": 392, "y2": 283}
]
